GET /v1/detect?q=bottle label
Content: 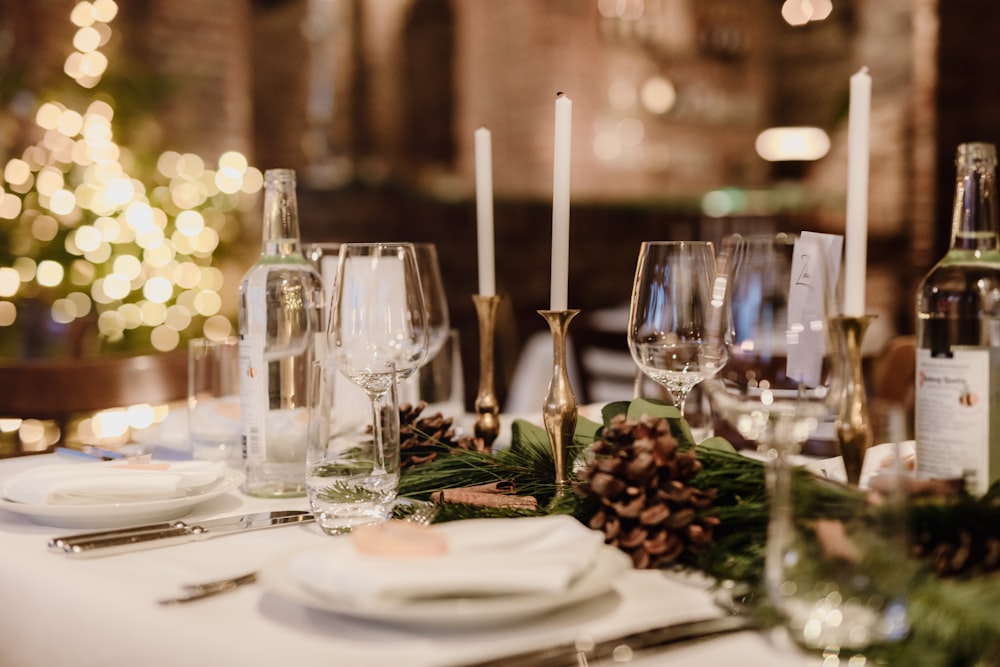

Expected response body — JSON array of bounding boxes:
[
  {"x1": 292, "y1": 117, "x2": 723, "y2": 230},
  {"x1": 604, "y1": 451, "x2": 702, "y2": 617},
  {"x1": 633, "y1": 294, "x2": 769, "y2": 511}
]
[
  {"x1": 915, "y1": 347, "x2": 1000, "y2": 494},
  {"x1": 239, "y1": 333, "x2": 266, "y2": 460}
]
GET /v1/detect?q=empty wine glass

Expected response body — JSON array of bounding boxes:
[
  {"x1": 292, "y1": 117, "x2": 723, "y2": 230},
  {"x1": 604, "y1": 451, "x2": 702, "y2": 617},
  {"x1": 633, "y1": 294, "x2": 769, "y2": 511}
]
[
  {"x1": 414, "y1": 243, "x2": 450, "y2": 362},
  {"x1": 307, "y1": 241, "x2": 449, "y2": 359},
  {"x1": 701, "y1": 233, "x2": 837, "y2": 643},
  {"x1": 700, "y1": 233, "x2": 838, "y2": 455},
  {"x1": 701, "y1": 233, "x2": 910, "y2": 655},
  {"x1": 328, "y1": 242, "x2": 429, "y2": 472},
  {"x1": 397, "y1": 243, "x2": 463, "y2": 413},
  {"x1": 627, "y1": 241, "x2": 724, "y2": 416}
]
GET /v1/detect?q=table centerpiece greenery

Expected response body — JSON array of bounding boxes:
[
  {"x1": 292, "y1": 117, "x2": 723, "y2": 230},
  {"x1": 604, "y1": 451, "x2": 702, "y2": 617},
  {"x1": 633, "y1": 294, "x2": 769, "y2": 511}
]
[{"x1": 398, "y1": 398, "x2": 1000, "y2": 666}]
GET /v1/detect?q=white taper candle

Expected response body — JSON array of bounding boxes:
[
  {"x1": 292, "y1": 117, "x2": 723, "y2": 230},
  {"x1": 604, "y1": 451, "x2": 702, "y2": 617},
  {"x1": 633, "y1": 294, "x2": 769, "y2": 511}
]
[
  {"x1": 474, "y1": 126, "x2": 495, "y2": 297},
  {"x1": 844, "y1": 67, "x2": 871, "y2": 316},
  {"x1": 550, "y1": 93, "x2": 572, "y2": 311}
]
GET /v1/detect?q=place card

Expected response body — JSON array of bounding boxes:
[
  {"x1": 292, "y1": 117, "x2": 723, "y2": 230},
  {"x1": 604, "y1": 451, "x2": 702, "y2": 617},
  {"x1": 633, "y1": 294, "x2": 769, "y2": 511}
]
[{"x1": 786, "y1": 231, "x2": 842, "y2": 386}]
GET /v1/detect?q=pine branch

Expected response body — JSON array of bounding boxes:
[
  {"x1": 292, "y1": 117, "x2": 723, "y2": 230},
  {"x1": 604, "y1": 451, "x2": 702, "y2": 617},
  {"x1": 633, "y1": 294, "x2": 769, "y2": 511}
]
[
  {"x1": 396, "y1": 399, "x2": 1000, "y2": 664},
  {"x1": 877, "y1": 574, "x2": 1000, "y2": 665}
]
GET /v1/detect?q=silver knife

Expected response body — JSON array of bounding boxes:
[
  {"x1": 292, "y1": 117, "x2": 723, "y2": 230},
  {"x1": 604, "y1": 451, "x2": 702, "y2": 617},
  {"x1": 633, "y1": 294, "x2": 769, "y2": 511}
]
[
  {"x1": 52, "y1": 511, "x2": 314, "y2": 557},
  {"x1": 455, "y1": 614, "x2": 759, "y2": 667},
  {"x1": 48, "y1": 510, "x2": 313, "y2": 551}
]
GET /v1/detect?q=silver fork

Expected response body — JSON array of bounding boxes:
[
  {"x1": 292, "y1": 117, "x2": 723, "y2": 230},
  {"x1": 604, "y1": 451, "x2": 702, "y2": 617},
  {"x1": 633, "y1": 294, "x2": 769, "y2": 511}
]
[
  {"x1": 397, "y1": 499, "x2": 439, "y2": 526},
  {"x1": 158, "y1": 501, "x2": 439, "y2": 605}
]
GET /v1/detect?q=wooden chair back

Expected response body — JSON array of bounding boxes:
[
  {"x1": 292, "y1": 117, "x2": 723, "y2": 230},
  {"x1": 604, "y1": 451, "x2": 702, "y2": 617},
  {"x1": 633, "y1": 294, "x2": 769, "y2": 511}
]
[
  {"x1": 870, "y1": 335, "x2": 916, "y2": 410},
  {"x1": 0, "y1": 349, "x2": 188, "y2": 454}
]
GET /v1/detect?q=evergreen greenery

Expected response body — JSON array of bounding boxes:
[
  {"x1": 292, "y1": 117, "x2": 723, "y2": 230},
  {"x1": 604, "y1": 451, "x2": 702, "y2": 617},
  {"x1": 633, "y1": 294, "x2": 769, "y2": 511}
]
[{"x1": 398, "y1": 398, "x2": 1000, "y2": 664}]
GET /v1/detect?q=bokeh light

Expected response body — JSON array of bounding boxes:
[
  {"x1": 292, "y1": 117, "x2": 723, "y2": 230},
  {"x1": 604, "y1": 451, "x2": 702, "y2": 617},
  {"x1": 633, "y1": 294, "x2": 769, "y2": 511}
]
[
  {"x1": 0, "y1": 302, "x2": 15, "y2": 327},
  {"x1": 0, "y1": 269, "x2": 19, "y2": 297},
  {"x1": 0, "y1": 0, "x2": 262, "y2": 362},
  {"x1": 755, "y1": 126, "x2": 831, "y2": 161},
  {"x1": 36, "y1": 261, "x2": 65, "y2": 287}
]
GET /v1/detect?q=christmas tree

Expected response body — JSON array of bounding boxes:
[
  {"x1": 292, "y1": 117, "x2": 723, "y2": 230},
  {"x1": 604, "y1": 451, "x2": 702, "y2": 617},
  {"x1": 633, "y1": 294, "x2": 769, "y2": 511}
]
[{"x1": 0, "y1": 0, "x2": 260, "y2": 359}]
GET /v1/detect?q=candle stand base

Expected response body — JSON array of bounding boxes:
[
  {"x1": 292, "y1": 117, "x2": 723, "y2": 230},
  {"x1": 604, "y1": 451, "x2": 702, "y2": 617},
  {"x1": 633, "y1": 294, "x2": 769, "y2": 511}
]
[
  {"x1": 538, "y1": 309, "x2": 580, "y2": 491},
  {"x1": 472, "y1": 295, "x2": 502, "y2": 448},
  {"x1": 832, "y1": 314, "x2": 876, "y2": 486}
]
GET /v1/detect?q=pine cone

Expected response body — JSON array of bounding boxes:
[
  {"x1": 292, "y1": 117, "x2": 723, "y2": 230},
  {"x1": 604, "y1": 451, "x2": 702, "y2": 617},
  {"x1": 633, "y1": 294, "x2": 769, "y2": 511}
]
[
  {"x1": 398, "y1": 401, "x2": 487, "y2": 470},
  {"x1": 574, "y1": 413, "x2": 719, "y2": 569},
  {"x1": 909, "y1": 497, "x2": 1000, "y2": 577}
]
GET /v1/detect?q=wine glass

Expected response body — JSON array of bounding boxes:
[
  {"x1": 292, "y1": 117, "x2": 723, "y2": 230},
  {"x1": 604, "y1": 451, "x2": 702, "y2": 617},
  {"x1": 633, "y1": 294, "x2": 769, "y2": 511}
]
[
  {"x1": 627, "y1": 241, "x2": 724, "y2": 416},
  {"x1": 414, "y1": 243, "x2": 450, "y2": 361},
  {"x1": 327, "y1": 242, "x2": 429, "y2": 472},
  {"x1": 700, "y1": 233, "x2": 838, "y2": 454},
  {"x1": 398, "y1": 243, "x2": 463, "y2": 413},
  {"x1": 701, "y1": 233, "x2": 909, "y2": 654},
  {"x1": 306, "y1": 241, "x2": 449, "y2": 359},
  {"x1": 701, "y1": 233, "x2": 838, "y2": 644}
]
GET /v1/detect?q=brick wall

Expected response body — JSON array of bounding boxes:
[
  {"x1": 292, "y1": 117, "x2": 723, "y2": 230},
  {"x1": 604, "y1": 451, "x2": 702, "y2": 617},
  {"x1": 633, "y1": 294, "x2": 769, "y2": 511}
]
[
  {"x1": 120, "y1": 0, "x2": 253, "y2": 160},
  {"x1": 9, "y1": 0, "x2": 999, "y2": 405}
]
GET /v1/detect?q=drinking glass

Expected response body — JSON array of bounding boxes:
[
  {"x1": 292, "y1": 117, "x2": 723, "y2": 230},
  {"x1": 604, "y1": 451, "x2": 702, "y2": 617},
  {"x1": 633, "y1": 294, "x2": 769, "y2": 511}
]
[
  {"x1": 328, "y1": 242, "x2": 429, "y2": 475},
  {"x1": 187, "y1": 337, "x2": 241, "y2": 466},
  {"x1": 397, "y1": 243, "x2": 461, "y2": 412},
  {"x1": 306, "y1": 359, "x2": 400, "y2": 534},
  {"x1": 700, "y1": 233, "x2": 838, "y2": 455},
  {"x1": 303, "y1": 242, "x2": 341, "y2": 293},
  {"x1": 414, "y1": 243, "x2": 450, "y2": 361},
  {"x1": 411, "y1": 328, "x2": 465, "y2": 416},
  {"x1": 627, "y1": 241, "x2": 724, "y2": 414},
  {"x1": 702, "y1": 233, "x2": 908, "y2": 654},
  {"x1": 307, "y1": 242, "x2": 448, "y2": 356}
]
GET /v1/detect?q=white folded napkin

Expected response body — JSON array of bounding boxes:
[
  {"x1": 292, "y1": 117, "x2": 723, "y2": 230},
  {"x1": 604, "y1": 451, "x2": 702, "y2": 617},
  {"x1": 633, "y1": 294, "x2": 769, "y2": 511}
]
[
  {"x1": 290, "y1": 514, "x2": 610, "y2": 604},
  {"x1": 3, "y1": 460, "x2": 227, "y2": 505}
]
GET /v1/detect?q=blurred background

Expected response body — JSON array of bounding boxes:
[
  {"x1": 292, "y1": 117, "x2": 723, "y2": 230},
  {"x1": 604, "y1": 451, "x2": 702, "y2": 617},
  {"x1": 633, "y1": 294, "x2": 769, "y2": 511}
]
[{"x1": 0, "y1": 0, "x2": 996, "y2": 445}]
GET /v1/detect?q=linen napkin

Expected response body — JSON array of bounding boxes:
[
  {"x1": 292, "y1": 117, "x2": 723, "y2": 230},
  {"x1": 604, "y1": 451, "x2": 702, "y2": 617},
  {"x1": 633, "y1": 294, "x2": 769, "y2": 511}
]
[
  {"x1": 290, "y1": 514, "x2": 610, "y2": 603},
  {"x1": 3, "y1": 460, "x2": 227, "y2": 505}
]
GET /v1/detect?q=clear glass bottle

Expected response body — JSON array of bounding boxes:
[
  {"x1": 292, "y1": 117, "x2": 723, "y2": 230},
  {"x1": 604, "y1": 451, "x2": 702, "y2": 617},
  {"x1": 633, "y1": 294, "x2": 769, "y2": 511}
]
[
  {"x1": 238, "y1": 169, "x2": 325, "y2": 498},
  {"x1": 915, "y1": 142, "x2": 1000, "y2": 495}
]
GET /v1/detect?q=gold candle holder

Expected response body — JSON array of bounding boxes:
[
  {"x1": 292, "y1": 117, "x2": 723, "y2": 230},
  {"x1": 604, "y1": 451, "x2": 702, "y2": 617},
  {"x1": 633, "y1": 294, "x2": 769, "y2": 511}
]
[
  {"x1": 472, "y1": 294, "x2": 502, "y2": 448},
  {"x1": 539, "y1": 309, "x2": 580, "y2": 490},
  {"x1": 832, "y1": 314, "x2": 876, "y2": 486}
]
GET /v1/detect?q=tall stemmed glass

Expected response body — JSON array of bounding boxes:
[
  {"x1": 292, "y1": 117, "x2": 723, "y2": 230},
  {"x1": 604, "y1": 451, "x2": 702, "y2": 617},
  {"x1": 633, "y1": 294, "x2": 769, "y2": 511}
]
[
  {"x1": 328, "y1": 243, "x2": 429, "y2": 472},
  {"x1": 701, "y1": 235, "x2": 838, "y2": 595},
  {"x1": 700, "y1": 233, "x2": 908, "y2": 654},
  {"x1": 306, "y1": 241, "x2": 449, "y2": 359},
  {"x1": 700, "y1": 233, "x2": 838, "y2": 454},
  {"x1": 399, "y1": 243, "x2": 458, "y2": 410},
  {"x1": 414, "y1": 243, "x2": 450, "y2": 362},
  {"x1": 627, "y1": 241, "x2": 724, "y2": 417}
]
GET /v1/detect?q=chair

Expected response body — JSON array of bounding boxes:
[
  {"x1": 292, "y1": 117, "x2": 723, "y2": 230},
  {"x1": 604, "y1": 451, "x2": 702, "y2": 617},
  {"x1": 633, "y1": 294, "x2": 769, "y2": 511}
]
[
  {"x1": 870, "y1": 335, "x2": 916, "y2": 409},
  {"x1": 570, "y1": 322, "x2": 638, "y2": 405},
  {"x1": 0, "y1": 349, "x2": 188, "y2": 456}
]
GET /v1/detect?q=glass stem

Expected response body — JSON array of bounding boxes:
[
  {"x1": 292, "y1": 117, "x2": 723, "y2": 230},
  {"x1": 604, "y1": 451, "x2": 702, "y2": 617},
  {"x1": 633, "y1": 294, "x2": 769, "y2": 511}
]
[
  {"x1": 368, "y1": 390, "x2": 387, "y2": 474},
  {"x1": 764, "y1": 433, "x2": 794, "y2": 613}
]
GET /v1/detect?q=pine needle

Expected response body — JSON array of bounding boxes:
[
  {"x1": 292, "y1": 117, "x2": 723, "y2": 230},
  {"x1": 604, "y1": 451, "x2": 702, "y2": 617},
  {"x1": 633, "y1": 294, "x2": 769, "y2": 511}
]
[{"x1": 396, "y1": 399, "x2": 1000, "y2": 663}]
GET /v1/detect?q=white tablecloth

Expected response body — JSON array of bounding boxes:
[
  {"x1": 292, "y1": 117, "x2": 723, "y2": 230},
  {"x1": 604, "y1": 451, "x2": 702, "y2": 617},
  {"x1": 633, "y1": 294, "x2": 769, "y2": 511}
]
[{"x1": 0, "y1": 454, "x2": 818, "y2": 667}]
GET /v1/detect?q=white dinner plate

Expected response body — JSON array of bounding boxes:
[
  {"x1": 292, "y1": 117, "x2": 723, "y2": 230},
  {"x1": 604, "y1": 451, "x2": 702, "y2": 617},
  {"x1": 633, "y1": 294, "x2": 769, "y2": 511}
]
[
  {"x1": 258, "y1": 542, "x2": 631, "y2": 629},
  {"x1": 0, "y1": 468, "x2": 244, "y2": 529}
]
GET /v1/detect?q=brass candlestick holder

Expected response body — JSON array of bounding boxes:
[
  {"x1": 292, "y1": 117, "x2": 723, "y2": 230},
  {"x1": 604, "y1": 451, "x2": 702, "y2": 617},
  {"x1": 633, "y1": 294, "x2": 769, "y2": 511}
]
[
  {"x1": 472, "y1": 294, "x2": 502, "y2": 448},
  {"x1": 539, "y1": 309, "x2": 580, "y2": 491},
  {"x1": 832, "y1": 314, "x2": 876, "y2": 486}
]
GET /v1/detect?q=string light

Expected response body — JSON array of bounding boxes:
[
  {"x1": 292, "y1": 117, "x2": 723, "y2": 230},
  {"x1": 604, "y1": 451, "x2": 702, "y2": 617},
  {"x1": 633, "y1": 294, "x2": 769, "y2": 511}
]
[
  {"x1": 781, "y1": 0, "x2": 834, "y2": 26},
  {"x1": 0, "y1": 0, "x2": 262, "y2": 358}
]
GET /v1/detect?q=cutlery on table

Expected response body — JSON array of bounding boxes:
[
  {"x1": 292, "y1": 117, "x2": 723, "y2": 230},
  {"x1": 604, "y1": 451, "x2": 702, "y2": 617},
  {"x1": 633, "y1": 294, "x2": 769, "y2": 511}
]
[
  {"x1": 154, "y1": 502, "x2": 439, "y2": 604},
  {"x1": 158, "y1": 571, "x2": 259, "y2": 605},
  {"x1": 456, "y1": 614, "x2": 760, "y2": 667},
  {"x1": 48, "y1": 499, "x2": 436, "y2": 557},
  {"x1": 48, "y1": 510, "x2": 315, "y2": 557}
]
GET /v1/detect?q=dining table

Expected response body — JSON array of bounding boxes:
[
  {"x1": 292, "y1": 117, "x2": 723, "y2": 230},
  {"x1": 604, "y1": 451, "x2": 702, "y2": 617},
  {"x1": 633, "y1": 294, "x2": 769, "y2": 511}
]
[{"x1": 0, "y1": 441, "x2": 825, "y2": 667}]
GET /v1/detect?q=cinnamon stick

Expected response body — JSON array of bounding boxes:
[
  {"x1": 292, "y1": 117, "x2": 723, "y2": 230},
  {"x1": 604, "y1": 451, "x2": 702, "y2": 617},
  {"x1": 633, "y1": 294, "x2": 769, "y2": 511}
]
[{"x1": 430, "y1": 489, "x2": 537, "y2": 509}]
